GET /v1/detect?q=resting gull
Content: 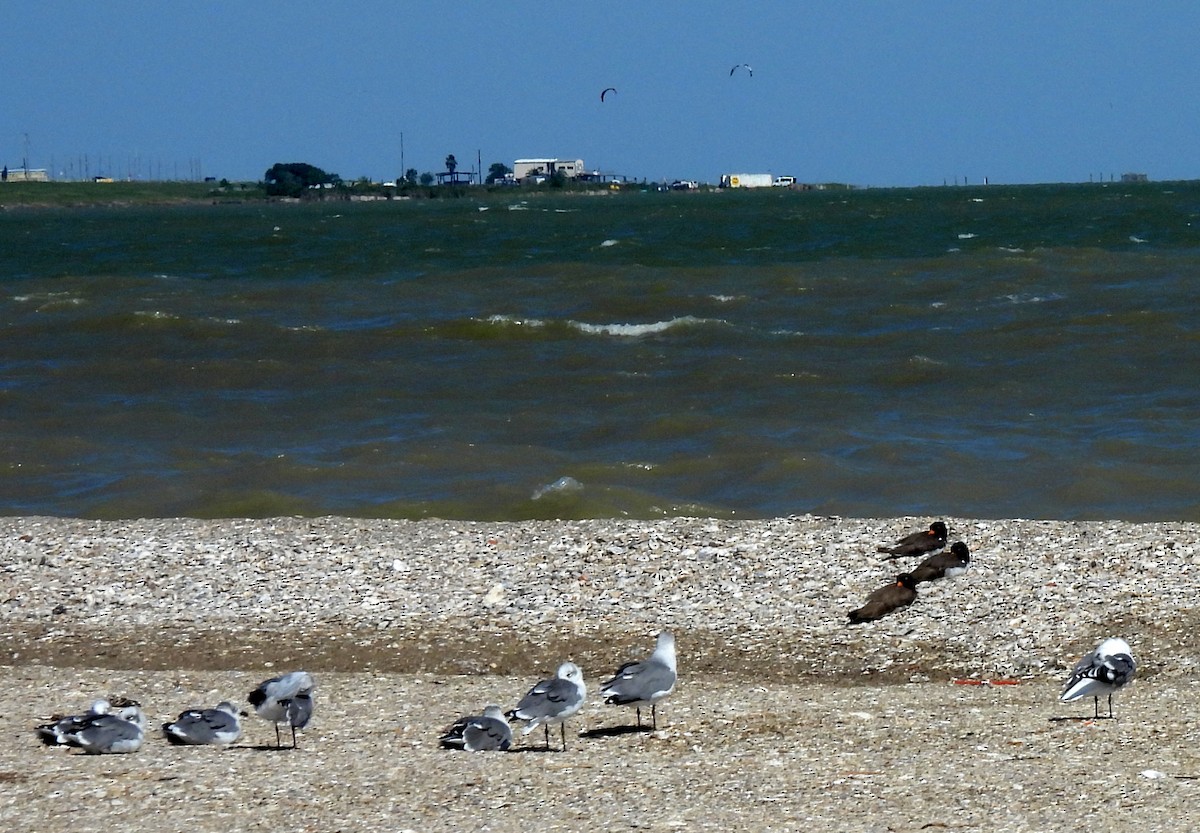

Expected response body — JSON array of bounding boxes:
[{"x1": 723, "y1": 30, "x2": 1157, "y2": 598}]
[
  {"x1": 439, "y1": 704, "x2": 512, "y2": 752},
  {"x1": 36, "y1": 698, "x2": 112, "y2": 746},
  {"x1": 62, "y1": 705, "x2": 147, "y2": 754},
  {"x1": 163, "y1": 701, "x2": 244, "y2": 746}
]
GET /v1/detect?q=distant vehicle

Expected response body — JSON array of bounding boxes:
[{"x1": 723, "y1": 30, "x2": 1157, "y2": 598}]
[
  {"x1": 773, "y1": 176, "x2": 796, "y2": 187},
  {"x1": 671, "y1": 180, "x2": 698, "y2": 190},
  {"x1": 720, "y1": 173, "x2": 773, "y2": 189}
]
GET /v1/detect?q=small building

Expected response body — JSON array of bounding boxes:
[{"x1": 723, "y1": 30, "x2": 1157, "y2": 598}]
[
  {"x1": 513, "y1": 158, "x2": 585, "y2": 181},
  {"x1": 1, "y1": 167, "x2": 49, "y2": 182},
  {"x1": 1120, "y1": 172, "x2": 1148, "y2": 183}
]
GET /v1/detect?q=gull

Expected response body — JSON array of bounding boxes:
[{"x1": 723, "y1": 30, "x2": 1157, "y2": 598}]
[
  {"x1": 36, "y1": 698, "x2": 112, "y2": 746},
  {"x1": 62, "y1": 705, "x2": 147, "y2": 754},
  {"x1": 600, "y1": 631, "x2": 677, "y2": 729},
  {"x1": 877, "y1": 521, "x2": 948, "y2": 559},
  {"x1": 439, "y1": 705, "x2": 512, "y2": 752},
  {"x1": 1061, "y1": 637, "x2": 1137, "y2": 719},
  {"x1": 847, "y1": 573, "x2": 919, "y2": 624},
  {"x1": 163, "y1": 701, "x2": 243, "y2": 746},
  {"x1": 507, "y1": 662, "x2": 586, "y2": 751},
  {"x1": 248, "y1": 671, "x2": 315, "y2": 748},
  {"x1": 910, "y1": 541, "x2": 971, "y2": 584}
]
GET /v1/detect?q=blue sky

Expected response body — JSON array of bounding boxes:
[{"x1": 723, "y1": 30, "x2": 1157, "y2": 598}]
[{"x1": 4, "y1": 2, "x2": 1198, "y2": 187}]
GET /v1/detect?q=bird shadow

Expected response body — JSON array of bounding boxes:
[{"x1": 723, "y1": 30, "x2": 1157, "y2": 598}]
[
  {"x1": 241, "y1": 744, "x2": 303, "y2": 752},
  {"x1": 1047, "y1": 715, "x2": 1114, "y2": 723},
  {"x1": 580, "y1": 724, "x2": 652, "y2": 739},
  {"x1": 506, "y1": 745, "x2": 567, "y2": 754}
]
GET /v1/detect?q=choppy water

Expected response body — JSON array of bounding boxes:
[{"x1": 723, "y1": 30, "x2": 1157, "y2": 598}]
[{"x1": 3, "y1": 183, "x2": 1199, "y2": 521}]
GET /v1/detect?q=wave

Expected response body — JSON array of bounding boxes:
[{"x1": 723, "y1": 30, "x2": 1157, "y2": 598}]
[
  {"x1": 12, "y1": 291, "x2": 85, "y2": 310},
  {"x1": 472, "y1": 314, "x2": 728, "y2": 339},
  {"x1": 1000, "y1": 292, "x2": 1067, "y2": 305},
  {"x1": 569, "y1": 315, "x2": 723, "y2": 337}
]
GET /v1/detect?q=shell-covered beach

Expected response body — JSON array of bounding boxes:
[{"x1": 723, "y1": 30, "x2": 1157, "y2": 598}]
[{"x1": 2, "y1": 514, "x2": 1198, "y2": 831}]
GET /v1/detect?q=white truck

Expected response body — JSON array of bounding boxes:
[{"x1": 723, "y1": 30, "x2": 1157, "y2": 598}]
[{"x1": 720, "y1": 173, "x2": 774, "y2": 189}]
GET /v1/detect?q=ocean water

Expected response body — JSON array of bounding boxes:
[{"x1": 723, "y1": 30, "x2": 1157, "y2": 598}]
[{"x1": 2, "y1": 183, "x2": 1199, "y2": 522}]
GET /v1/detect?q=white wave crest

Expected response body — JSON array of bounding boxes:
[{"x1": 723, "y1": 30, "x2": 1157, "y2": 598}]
[
  {"x1": 486, "y1": 314, "x2": 547, "y2": 328},
  {"x1": 569, "y1": 315, "x2": 720, "y2": 337},
  {"x1": 484, "y1": 314, "x2": 722, "y2": 338}
]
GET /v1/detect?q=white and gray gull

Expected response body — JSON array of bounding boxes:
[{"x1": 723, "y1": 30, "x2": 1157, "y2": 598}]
[
  {"x1": 599, "y1": 630, "x2": 677, "y2": 730},
  {"x1": 248, "y1": 671, "x2": 315, "y2": 748},
  {"x1": 61, "y1": 705, "x2": 147, "y2": 754},
  {"x1": 439, "y1": 704, "x2": 512, "y2": 752},
  {"x1": 507, "y1": 661, "x2": 586, "y2": 751},
  {"x1": 163, "y1": 701, "x2": 244, "y2": 746},
  {"x1": 36, "y1": 698, "x2": 112, "y2": 746},
  {"x1": 1060, "y1": 637, "x2": 1137, "y2": 719}
]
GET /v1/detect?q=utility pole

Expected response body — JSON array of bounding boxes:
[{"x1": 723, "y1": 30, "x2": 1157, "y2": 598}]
[
  {"x1": 400, "y1": 132, "x2": 405, "y2": 180},
  {"x1": 23, "y1": 132, "x2": 30, "y2": 175}
]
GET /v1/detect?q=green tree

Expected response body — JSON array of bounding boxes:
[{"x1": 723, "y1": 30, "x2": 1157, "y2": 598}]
[
  {"x1": 404, "y1": 168, "x2": 418, "y2": 184},
  {"x1": 486, "y1": 162, "x2": 512, "y2": 184},
  {"x1": 263, "y1": 162, "x2": 336, "y2": 197},
  {"x1": 419, "y1": 172, "x2": 434, "y2": 186},
  {"x1": 445, "y1": 154, "x2": 457, "y2": 174}
]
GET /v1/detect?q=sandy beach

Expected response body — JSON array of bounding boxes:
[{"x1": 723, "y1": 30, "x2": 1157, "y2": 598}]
[{"x1": 2, "y1": 514, "x2": 1198, "y2": 831}]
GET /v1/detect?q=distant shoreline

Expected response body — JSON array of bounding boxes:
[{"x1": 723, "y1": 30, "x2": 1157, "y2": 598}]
[
  {"x1": 4, "y1": 176, "x2": 1165, "y2": 211},
  {"x1": 0, "y1": 179, "x2": 628, "y2": 210}
]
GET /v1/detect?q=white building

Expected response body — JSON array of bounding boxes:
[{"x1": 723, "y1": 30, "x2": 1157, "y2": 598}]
[
  {"x1": 2, "y1": 167, "x2": 48, "y2": 182},
  {"x1": 513, "y1": 158, "x2": 585, "y2": 181}
]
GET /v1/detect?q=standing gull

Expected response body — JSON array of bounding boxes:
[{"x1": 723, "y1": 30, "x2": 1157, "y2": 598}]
[
  {"x1": 440, "y1": 705, "x2": 512, "y2": 752},
  {"x1": 1061, "y1": 637, "x2": 1137, "y2": 719},
  {"x1": 248, "y1": 671, "x2": 315, "y2": 748},
  {"x1": 877, "y1": 521, "x2": 948, "y2": 559},
  {"x1": 62, "y1": 705, "x2": 147, "y2": 754},
  {"x1": 507, "y1": 662, "x2": 586, "y2": 751},
  {"x1": 163, "y1": 701, "x2": 244, "y2": 746},
  {"x1": 600, "y1": 631, "x2": 677, "y2": 730}
]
